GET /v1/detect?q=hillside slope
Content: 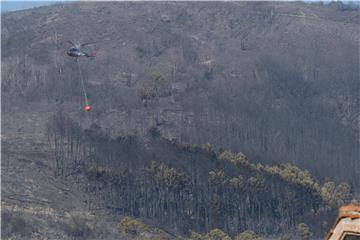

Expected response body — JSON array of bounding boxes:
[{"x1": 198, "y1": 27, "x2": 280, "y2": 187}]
[
  {"x1": 1, "y1": 1, "x2": 359, "y2": 239},
  {"x1": 2, "y1": 2, "x2": 359, "y2": 186}
]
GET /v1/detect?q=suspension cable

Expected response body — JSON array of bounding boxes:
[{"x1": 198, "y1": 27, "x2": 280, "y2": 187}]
[{"x1": 76, "y1": 59, "x2": 89, "y2": 106}]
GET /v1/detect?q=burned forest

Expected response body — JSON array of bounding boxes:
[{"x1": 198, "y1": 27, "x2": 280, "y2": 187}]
[{"x1": 2, "y1": 1, "x2": 359, "y2": 239}]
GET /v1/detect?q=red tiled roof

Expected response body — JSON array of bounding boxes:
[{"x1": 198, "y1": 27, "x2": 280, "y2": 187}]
[{"x1": 324, "y1": 204, "x2": 360, "y2": 240}]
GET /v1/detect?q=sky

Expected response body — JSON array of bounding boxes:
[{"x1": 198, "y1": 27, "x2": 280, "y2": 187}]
[{"x1": 1, "y1": 1, "x2": 72, "y2": 13}]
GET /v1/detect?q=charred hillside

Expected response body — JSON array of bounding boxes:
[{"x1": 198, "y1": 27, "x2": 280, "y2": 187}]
[
  {"x1": 2, "y1": 2, "x2": 359, "y2": 188},
  {"x1": 1, "y1": 1, "x2": 359, "y2": 239},
  {"x1": 46, "y1": 111, "x2": 351, "y2": 237}
]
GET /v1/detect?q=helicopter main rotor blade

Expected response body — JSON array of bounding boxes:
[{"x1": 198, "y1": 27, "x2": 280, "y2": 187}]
[{"x1": 80, "y1": 42, "x2": 97, "y2": 47}]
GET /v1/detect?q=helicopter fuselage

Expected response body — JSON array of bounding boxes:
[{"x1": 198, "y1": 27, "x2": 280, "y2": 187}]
[{"x1": 67, "y1": 47, "x2": 88, "y2": 58}]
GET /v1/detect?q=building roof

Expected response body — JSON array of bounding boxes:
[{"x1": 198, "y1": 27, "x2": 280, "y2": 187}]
[{"x1": 325, "y1": 204, "x2": 360, "y2": 240}]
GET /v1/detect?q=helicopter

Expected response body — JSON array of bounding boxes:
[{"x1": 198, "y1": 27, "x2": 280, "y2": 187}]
[
  {"x1": 66, "y1": 40, "x2": 97, "y2": 111},
  {"x1": 66, "y1": 40, "x2": 96, "y2": 58}
]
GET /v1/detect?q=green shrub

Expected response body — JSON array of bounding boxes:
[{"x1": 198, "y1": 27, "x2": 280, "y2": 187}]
[
  {"x1": 140, "y1": 87, "x2": 156, "y2": 100},
  {"x1": 190, "y1": 231, "x2": 204, "y2": 240},
  {"x1": 204, "y1": 228, "x2": 231, "y2": 240},
  {"x1": 117, "y1": 217, "x2": 171, "y2": 239},
  {"x1": 202, "y1": 143, "x2": 216, "y2": 155},
  {"x1": 235, "y1": 230, "x2": 262, "y2": 240},
  {"x1": 118, "y1": 216, "x2": 149, "y2": 235},
  {"x1": 296, "y1": 223, "x2": 312, "y2": 240}
]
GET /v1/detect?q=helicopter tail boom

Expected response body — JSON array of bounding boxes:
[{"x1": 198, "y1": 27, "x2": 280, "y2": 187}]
[{"x1": 85, "y1": 51, "x2": 97, "y2": 58}]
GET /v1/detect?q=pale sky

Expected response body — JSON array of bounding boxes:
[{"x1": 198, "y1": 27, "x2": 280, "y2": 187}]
[{"x1": 1, "y1": 1, "x2": 72, "y2": 13}]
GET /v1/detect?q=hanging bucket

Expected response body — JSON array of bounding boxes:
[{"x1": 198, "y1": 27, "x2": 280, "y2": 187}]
[{"x1": 84, "y1": 105, "x2": 92, "y2": 111}]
